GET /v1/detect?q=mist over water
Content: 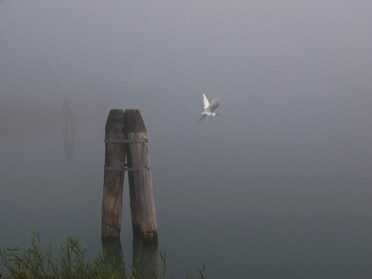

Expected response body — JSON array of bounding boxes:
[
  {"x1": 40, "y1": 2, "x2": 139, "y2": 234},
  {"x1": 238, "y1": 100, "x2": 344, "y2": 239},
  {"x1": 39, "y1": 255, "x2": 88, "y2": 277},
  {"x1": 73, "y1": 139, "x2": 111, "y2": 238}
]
[{"x1": 1, "y1": 0, "x2": 372, "y2": 278}]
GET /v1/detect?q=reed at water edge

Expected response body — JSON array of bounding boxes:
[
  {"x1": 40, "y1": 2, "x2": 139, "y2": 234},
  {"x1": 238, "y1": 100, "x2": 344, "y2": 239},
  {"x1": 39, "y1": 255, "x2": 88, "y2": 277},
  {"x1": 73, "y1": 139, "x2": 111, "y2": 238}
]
[{"x1": 0, "y1": 233, "x2": 206, "y2": 279}]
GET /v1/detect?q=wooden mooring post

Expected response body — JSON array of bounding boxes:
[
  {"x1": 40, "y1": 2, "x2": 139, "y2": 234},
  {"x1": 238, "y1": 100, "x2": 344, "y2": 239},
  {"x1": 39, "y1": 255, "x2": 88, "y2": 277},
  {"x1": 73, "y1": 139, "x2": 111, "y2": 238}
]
[
  {"x1": 101, "y1": 109, "x2": 126, "y2": 241},
  {"x1": 125, "y1": 109, "x2": 158, "y2": 240},
  {"x1": 101, "y1": 108, "x2": 158, "y2": 242}
]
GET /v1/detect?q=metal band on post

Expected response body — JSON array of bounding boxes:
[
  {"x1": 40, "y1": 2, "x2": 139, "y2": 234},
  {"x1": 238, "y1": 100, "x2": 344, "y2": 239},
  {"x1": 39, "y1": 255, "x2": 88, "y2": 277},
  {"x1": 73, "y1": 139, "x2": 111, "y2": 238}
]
[
  {"x1": 125, "y1": 165, "x2": 151, "y2": 172},
  {"x1": 105, "y1": 138, "x2": 148, "y2": 144}
]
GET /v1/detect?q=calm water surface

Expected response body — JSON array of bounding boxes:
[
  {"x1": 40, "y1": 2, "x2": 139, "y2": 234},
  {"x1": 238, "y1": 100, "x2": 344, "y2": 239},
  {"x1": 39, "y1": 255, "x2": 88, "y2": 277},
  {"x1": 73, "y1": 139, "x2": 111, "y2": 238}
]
[{"x1": 1, "y1": 98, "x2": 371, "y2": 279}]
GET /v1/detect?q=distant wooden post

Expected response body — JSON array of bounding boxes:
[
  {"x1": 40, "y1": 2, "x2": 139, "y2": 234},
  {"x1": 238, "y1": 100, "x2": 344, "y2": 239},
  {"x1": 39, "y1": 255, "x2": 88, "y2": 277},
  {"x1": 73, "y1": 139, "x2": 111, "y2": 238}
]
[
  {"x1": 62, "y1": 100, "x2": 75, "y2": 159},
  {"x1": 101, "y1": 109, "x2": 126, "y2": 241},
  {"x1": 124, "y1": 109, "x2": 158, "y2": 240}
]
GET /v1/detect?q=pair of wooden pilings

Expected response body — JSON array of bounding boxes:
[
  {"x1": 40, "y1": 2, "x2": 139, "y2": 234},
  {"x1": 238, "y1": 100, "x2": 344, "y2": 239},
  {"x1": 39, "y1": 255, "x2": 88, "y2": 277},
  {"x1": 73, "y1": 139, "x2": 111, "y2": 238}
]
[{"x1": 101, "y1": 109, "x2": 158, "y2": 243}]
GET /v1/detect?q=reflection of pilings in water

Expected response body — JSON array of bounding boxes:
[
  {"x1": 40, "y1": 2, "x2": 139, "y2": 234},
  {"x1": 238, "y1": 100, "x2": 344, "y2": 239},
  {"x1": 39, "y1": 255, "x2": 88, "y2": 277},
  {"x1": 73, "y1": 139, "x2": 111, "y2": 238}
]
[
  {"x1": 101, "y1": 238, "x2": 125, "y2": 276},
  {"x1": 62, "y1": 101, "x2": 75, "y2": 159},
  {"x1": 133, "y1": 233, "x2": 159, "y2": 278}
]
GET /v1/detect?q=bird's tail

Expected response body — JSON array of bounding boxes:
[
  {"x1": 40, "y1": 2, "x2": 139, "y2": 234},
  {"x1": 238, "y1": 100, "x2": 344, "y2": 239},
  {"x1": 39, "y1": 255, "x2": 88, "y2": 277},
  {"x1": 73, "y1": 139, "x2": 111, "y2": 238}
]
[{"x1": 199, "y1": 115, "x2": 206, "y2": 123}]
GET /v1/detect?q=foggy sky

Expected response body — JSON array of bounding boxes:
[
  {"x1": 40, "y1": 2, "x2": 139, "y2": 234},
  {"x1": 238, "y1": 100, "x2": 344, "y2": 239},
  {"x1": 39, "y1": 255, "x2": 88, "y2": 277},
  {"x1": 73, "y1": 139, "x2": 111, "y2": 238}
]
[
  {"x1": 1, "y1": 0, "x2": 371, "y2": 104},
  {"x1": 1, "y1": 0, "x2": 370, "y2": 175}
]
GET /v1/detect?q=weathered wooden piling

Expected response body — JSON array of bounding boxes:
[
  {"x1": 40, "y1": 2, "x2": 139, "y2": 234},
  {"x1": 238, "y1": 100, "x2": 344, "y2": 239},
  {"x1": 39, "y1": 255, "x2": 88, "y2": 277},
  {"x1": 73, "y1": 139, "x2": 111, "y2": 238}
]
[
  {"x1": 101, "y1": 109, "x2": 126, "y2": 241},
  {"x1": 124, "y1": 109, "x2": 158, "y2": 240}
]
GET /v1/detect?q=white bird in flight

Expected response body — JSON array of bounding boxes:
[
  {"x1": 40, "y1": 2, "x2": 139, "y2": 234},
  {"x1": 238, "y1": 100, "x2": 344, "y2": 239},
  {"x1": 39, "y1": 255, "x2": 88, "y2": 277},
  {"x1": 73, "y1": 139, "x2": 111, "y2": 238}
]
[{"x1": 199, "y1": 93, "x2": 220, "y2": 122}]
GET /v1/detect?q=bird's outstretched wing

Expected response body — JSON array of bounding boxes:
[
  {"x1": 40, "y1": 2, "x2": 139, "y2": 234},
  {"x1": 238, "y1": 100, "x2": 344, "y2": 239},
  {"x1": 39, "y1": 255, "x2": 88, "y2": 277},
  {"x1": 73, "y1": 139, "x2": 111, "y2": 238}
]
[
  {"x1": 203, "y1": 93, "x2": 210, "y2": 109},
  {"x1": 208, "y1": 99, "x2": 220, "y2": 112}
]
